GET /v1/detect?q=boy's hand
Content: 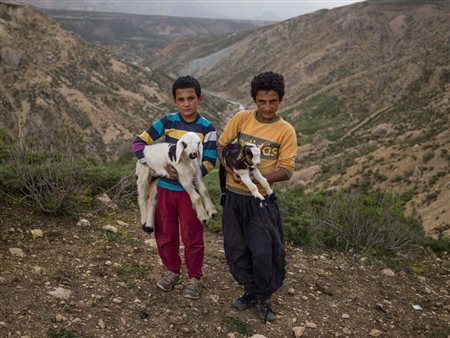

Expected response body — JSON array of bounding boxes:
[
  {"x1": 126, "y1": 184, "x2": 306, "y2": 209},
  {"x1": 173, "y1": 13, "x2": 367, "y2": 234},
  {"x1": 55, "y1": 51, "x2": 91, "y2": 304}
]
[
  {"x1": 231, "y1": 172, "x2": 241, "y2": 183},
  {"x1": 165, "y1": 164, "x2": 178, "y2": 179}
]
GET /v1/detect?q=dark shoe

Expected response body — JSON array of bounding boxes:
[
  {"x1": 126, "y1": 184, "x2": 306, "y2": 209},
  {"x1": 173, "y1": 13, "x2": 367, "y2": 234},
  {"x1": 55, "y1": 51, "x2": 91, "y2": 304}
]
[
  {"x1": 232, "y1": 293, "x2": 256, "y2": 310},
  {"x1": 157, "y1": 271, "x2": 180, "y2": 291},
  {"x1": 256, "y1": 298, "x2": 276, "y2": 323},
  {"x1": 183, "y1": 278, "x2": 203, "y2": 300}
]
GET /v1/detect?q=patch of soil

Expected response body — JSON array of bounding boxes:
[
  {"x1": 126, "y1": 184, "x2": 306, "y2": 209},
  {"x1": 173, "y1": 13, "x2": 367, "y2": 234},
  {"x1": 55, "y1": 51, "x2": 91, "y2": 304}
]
[{"x1": 0, "y1": 203, "x2": 449, "y2": 338}]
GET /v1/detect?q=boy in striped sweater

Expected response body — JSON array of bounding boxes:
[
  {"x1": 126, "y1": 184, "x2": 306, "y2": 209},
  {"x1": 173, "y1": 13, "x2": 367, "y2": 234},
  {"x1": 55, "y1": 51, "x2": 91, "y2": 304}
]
[{"x1": 132, "y1": 76, "x2": 217, "y2": 299}]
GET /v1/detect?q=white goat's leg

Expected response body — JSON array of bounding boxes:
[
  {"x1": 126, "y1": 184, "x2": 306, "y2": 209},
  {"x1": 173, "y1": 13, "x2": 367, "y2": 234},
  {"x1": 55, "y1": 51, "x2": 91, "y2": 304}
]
[
  {"x1": 251, "y1": 168, "x2": 273, "y2": 196},
  {"x1": 194, "y1": 172, "x2": 217, "y2": 218},
  {"x1": 179, "y1": 176, "x2": 210, "y2": 224},
  {"x1": 145, "y1": 180, "x2": 158, "y2": 232},
  {"x1": 239, "y1": 172, "x2": 265, "y2": 201},
  {"x1": 136, "y1": 163, "x2": 150, "y2": 227}
]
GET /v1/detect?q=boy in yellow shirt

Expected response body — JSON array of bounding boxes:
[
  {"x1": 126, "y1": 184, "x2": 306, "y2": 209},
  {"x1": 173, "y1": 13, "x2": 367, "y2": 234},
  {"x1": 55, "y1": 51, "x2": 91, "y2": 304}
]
[{"x1": 217, "y1": 72, "x2": 297, "y2": 322}]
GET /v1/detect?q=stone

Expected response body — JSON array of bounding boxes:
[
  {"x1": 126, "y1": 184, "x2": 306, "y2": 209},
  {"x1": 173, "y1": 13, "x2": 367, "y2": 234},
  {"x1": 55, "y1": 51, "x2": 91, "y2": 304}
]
[
  {"x1": 32, "y1": 266, "x2": 43, "y2": 274},
  {"x1": 381, "y1": 268, "x2": 395, "y2": 277},
  {"x1": 30, "y1": 229, "x2": 43, "y2": 239},
  {"x1": 306, "y1": 322, "x2": 317, "y2": 328},
  {"x1": 98, "y1": 319, "x2": 106, "y2": 329},
  {"x1": 55, "y1": 315, "x2": 67, "y2": 323},
  {"x1": 116, "y1": 220, "x2": 128, "y2": 227},
  {"x1": 9, "y1": 248, "x2": 25, "y2": 257},
  {"x1": 77, "y1": 219, "x2": 91, "y2": 227},
  {"x1": 293, "y1": 326, "x2": 306, "y2": 337},
  {"x1": 369, "y1": 329, "x2": 383, "y2": 336},
  {"x1": 288, "y1": 287, "x2": 296, "y2": 295},
  {"x1": 342, "y1": 313, "x2": 350, "y2": 319},
  {"x1": 102, "y1": 225, "x2": 118, "y2": 233},
  {"x1": 48, "y1": 287, "x2": 72, "y2": 300}
]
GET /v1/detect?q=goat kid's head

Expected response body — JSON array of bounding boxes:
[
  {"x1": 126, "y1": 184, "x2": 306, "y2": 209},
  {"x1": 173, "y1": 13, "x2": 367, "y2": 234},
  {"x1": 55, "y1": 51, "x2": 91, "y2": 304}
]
[
  {"x1": 238, "y1": 144, "x2": 261, "y2": 168},
  {"x1": 175, "y1": 132, "x2": 203, "y2": 164}
]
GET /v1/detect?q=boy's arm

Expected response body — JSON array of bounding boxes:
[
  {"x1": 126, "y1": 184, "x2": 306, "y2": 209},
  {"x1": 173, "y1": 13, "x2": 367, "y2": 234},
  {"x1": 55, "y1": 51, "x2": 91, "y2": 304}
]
[
  {"x1": 131, "y1": 118, "x2": 166, "y2": 163},
  {"x1": 262, "y1": 125, "x2": 298, "y2": 183},
  {"x1": 200, "y1": 125, "x2": 217, "y2": 176}
]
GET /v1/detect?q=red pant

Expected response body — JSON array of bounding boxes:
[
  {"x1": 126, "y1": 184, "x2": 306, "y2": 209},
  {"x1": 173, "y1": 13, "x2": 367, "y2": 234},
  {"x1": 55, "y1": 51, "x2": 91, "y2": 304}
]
[{"x1": 154, "y1": 187, "x2": 204, "y2": 279}]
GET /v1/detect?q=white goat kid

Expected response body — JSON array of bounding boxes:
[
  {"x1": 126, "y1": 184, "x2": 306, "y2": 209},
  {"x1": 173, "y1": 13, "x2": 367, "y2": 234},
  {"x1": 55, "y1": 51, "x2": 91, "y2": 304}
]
[
  {"x1": 222, "y1": 143, "x2": 273, "y2": 206},
  {"x1": 136, "y1": 132, "x2": 217, "y2": 233}
]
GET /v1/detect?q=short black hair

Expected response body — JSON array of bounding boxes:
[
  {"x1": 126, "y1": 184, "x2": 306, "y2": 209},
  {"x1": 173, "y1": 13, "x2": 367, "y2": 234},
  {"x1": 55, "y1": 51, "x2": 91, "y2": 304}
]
[
  {"x1": 172, "y1": 75, "x2": 201, "y2": 98},
  {"x1": 250, "y1": 71, "x2": 285, "y2": 102}
]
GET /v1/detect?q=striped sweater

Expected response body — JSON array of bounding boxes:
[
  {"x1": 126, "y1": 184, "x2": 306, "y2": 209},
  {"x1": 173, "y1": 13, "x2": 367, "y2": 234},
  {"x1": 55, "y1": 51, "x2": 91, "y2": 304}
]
[{"x1": 132, "y1": 112, "x2": 217, "y2": 191}]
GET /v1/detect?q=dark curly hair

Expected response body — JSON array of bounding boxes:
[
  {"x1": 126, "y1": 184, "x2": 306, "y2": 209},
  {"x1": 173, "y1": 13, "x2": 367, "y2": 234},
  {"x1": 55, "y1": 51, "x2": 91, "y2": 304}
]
[
  {"x1": 250, "y1": 72, "x2": 285, "y2": 102},
  {"x1": 172, "y1": 75, "x2": 202, "y2": 98}
]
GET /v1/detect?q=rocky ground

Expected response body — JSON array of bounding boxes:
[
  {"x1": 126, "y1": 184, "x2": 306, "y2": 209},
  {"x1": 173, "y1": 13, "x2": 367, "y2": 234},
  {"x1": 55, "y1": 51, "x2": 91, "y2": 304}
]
[{"x1": 0, "y1": 203, "x2": 449, "y2": 338}]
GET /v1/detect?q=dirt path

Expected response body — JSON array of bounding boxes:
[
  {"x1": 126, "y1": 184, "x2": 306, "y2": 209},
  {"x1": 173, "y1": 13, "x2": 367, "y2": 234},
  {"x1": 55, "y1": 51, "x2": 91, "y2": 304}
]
[{"x1": 0, "y1": 206, "x2": 449, "y2": 338}]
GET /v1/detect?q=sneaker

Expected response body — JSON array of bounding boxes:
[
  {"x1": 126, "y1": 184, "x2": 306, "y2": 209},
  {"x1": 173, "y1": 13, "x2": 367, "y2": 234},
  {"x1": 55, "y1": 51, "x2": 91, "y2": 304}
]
[
  {"x1": 157, "y1": 271, "x2": 180, "y2": 291},
  {"x1": 183, "y1": 278, "x2": 203, "y2": 300},
  {"x1": 232, "y1": 293, "x2": 256, "y2": 310},
  {"x1": 256, "y1": 298, "x2": 276, "y2": 323}
]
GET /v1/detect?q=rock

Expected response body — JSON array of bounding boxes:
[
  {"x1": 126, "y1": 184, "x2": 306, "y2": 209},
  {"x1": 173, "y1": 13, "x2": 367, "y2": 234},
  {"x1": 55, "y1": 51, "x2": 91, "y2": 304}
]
[
  {"x1": 116, "y1": 220, "x2": 128, "y2": 227},
  {"x1": 77, "y1": 219, "x2": 91, "y2": 227},
  {"x1": 288, "y1": 287, "x2": 296, "y2": 295},
  {"x1": 96, "y1": 193, "x2": 117, "y2": 209},
  {"x1": 55, "y1": 314, "x2": 67, "y2": 323},
  {"x1": 342, "y1": 313, "x2": 350, "y2": 319},
  {"x1": 293, "y1": 326, "x2": 306, "y2": 337},
  {"x1": 32, "y1": 266, "x2": 43, "y2": 274},
  {"x1": 9, "y1": 248, "x2": 25, "y2": 257},
  {"x1": 343, "y1": 327, "x2": 351, "y2": 335},
  {"x1": 98, "y1": 319, "x2": 106, "y2": 329},
  {"x1": 369, "y1": 329, "x2": 383, "y2": 336},
  {"x1": 0, "y1": 277, "x2": 6, "y2": 284},
  {"x1": 48, "y1": 287, "x2": 72, "y2": 300},
  {"x1": 30, "y1": 229, "x2": 43, "y2": 239},
  {"x1": 112, "y1": 298, "x2": 123, "y2": 304},
  {"x1": 315, "y1": 281, "x2": 333, "y2": 296},
  {"x1": 381, "y1": 268, "x2": 395, "y2": 277},
  {"x1": 102, "y1": 225, "x2": 118, "y2": 233},
  {"x1": 306, "y1": 322, "x2": 317, "y2": 328},
  {"x1": 105, "y1": 261, "x2": 112, "y2": 266},
  {"x1": 250, "y1": 335, "x2": 268, "y2": 338}
]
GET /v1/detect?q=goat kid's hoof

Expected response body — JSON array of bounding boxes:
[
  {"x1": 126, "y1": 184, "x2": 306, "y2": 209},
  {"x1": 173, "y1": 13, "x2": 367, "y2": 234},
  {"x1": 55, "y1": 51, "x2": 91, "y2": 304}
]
[
  {"x1": 257, "y1": 199, "x2": 267, "y2": 208},
  {"x1": 142, "y1": 223, "x2": 154, "y2": 234}
]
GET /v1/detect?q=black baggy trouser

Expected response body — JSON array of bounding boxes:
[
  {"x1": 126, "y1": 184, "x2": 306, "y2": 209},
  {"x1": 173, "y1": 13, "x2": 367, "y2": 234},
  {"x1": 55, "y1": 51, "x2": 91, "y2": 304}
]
[{"x1": 222, "y1": 190, "x2": 286, "y2": 300}]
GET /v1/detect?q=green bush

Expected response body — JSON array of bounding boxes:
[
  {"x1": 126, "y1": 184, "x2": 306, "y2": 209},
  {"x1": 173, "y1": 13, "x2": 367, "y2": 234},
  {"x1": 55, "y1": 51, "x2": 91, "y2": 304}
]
[{"x1": 278, "y1": 189, "x2": 424, "y2": 255}]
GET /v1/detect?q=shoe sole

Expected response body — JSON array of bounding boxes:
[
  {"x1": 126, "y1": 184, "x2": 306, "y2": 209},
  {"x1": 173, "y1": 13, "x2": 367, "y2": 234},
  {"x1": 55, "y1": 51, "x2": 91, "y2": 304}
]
[
  {"x1": 182, "y1": 293, "x2": 200, "y2": 300},
  {"x1": 156, "y1": 279, "x2": 180, "y2": 292}
]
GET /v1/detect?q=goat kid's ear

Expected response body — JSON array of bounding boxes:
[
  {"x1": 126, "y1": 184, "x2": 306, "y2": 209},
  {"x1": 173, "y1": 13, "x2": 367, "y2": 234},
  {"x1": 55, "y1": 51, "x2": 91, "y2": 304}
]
[
  {"x1": 175, "y1": 139, "x2": 185, "y2": 164},
  {"x1": 198, "y1": 142, "x2": 203, "y2": 165},
  {"x1": 236, "y1": 147, "x2": 245, "y2": 162}
]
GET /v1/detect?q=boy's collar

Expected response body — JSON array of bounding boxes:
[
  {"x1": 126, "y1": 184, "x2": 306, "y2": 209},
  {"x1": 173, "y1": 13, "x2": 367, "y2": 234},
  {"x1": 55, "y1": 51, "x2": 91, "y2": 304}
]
[{"x1": 178, "y1": 111, "x2": 200, "y2": 123}]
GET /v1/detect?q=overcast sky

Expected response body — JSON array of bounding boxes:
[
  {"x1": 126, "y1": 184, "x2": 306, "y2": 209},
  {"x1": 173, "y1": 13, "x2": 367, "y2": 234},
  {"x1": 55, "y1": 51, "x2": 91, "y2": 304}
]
[
  {"x1": 184, "y1": 0, "x2": 366, "y2": 20},
  {"x1": 13, "y1": 0, "x2": 366, "y2": 21}
]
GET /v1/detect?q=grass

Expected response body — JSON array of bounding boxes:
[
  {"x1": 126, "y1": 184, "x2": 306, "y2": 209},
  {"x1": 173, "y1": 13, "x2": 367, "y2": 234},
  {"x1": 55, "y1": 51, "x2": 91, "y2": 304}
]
[{"x1": 222, "y1": 316, "x2": 255, "y2": 337}]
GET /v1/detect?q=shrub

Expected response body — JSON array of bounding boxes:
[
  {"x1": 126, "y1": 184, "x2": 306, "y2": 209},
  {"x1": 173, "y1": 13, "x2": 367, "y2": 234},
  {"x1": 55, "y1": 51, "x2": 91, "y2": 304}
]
[{"x1": 279, "y1": 189, "x2": 424, "y2": 255}]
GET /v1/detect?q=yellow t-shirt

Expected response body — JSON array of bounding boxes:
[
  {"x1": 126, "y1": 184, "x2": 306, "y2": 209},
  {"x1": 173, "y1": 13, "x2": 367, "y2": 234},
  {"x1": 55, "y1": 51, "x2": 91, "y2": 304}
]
[{"x1": 217, "y1": 110, "x2": 298, "y2": 196}]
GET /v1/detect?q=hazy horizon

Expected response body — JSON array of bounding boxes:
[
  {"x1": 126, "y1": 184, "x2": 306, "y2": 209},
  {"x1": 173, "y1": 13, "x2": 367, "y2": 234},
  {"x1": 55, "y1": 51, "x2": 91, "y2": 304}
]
[{"x1": 12, "y1": 0, "x2": 366, "y2": 21}]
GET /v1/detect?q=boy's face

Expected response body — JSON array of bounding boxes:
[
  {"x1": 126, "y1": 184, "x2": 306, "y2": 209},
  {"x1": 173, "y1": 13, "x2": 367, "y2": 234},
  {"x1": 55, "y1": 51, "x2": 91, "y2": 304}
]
[
  {"x1": 173, "y1": 88, "x2": 201, "y2": 121},
  {"x1": 254, "y1": 90, "x2": 280, "y2": 122}
]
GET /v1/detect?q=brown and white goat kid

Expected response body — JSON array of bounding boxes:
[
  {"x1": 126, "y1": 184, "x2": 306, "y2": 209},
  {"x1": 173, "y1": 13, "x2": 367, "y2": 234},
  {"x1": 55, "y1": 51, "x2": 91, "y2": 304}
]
[
  {"x1": 136, "y1": 132, "x2": 217, "y2": 233},
  {"x1": 222, "y1": 143, "x2": 273, "y2": 206}
]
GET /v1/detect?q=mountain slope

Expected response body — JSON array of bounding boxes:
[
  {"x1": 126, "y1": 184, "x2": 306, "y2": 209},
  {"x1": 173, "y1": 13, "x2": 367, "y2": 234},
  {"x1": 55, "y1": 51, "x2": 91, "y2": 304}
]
[
  {"x1": 0, "y1": 2, "x2": 172, "y2": 158},
  {"x1": 153, "y1": 1, "x2": 450, "y2": 233},
  {"x1": 42, "y1": 9, "x2": 271, "y2": 64}
]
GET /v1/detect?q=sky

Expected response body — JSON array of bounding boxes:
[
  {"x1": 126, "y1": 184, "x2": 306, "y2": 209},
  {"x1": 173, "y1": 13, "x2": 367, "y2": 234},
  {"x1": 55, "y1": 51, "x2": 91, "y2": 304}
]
[
  {"x1": 14, "y1": 0, "x2": 366, "y2": 21},
  {"x1": 181, "y1": 0, "x2": 366, "y2": 21}
]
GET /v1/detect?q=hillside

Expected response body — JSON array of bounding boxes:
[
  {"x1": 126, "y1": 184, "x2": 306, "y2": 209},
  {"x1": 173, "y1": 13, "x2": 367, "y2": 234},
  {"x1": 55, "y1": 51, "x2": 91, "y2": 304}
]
[
  {"x1": 42, "y1": 9, "x2": 271, "y2": 64},
  {"x1": 0, "y1": 2, "x2": 177, "y2": 159},
  {"x1": 152, "y1": 1, "x2": 450, "y2": 234}
]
